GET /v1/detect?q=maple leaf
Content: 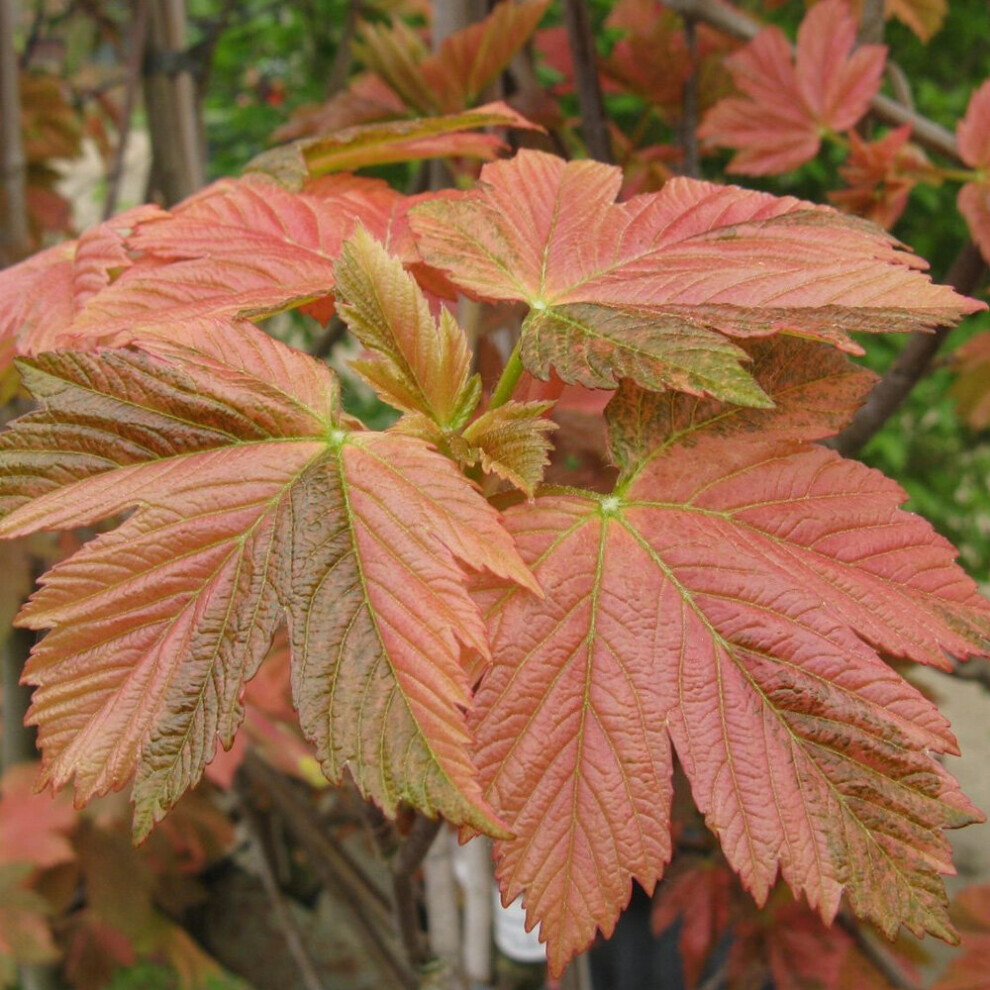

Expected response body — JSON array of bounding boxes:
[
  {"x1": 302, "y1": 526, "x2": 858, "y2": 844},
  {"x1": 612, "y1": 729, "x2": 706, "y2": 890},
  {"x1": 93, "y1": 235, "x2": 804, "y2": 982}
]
[
  {"x1": 829, "y1": 125, "x2": 932, "y2": 229},
  {"x1": 651, "y1": 856, "x2": 734, "y2": 987},
  {"x1": 698, "y1": 0, "x2": 886, "y2": 175},
  {"x1": 884, "y1": 0, "x2": 947, "y2": 41},
  {"x1": 468, "y1": 339, "x2": 989, "y2": 975},
  {"x1": 957, "y1": 80, "x2": 990, "y2": 266},
  {"x1": 951, "y1": 331, "x2": 990, "y2": 430},
  {"x1": 334, "y1": 227, "x2": 480, "y2": 426},
  {"x1": 57, "y1": 175, "x2": 414, "y2": 348},
  {"x1": 0, "y1": 323, "x2": 535, "y2": 839},
  {"x1": 411, "y1": 150, "x2": 981, "y2": 384},
  {"x1": 249, "y1": 102, "x2": 540, "y2": 188},
  {"x1": 0, "y1": 764, "x2": 76, "y2": 870},
  {"x1": 0, "y1": 204, "x2": 170, "y2": 374},
  {"x1": 356, "y1": 0, "x2": 550, "y2": 115},
  {"x1": 459, "y1": 401, "x2": 558, "y2": 496}
]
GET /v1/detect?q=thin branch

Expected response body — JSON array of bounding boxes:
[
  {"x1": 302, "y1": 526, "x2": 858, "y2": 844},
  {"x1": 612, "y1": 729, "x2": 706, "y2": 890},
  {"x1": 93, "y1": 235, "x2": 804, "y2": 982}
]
[
  {"x1": 829, "y1": 242, "x2": 987, "y2": 456},
  {"x1": 680, "y1": 17, "x2": 700, "y2": 178},
  {"x1": 662, "y1": 0, "x2": 961, "y2": 163},
  {"x1": 325, "y1": 0, "x2": 359, "y2": 97},
  {"x1": 562, "y1": 0, "x2": 611, "y2": 163},
  {"x1": 857, "y1": 0, "x2": 885, "y2": 44},
  {"x1": 391, "y1": 813, "x2": 443, "y2": 969},
  {"x1": 836, "y1": 914, "x2": 924, "y2": 990},
  {"x1": 0, "y1": 0, "x2": 30, "y2": 266},
  {"x1": 236, "y1": 787, "x2": 326, "y2": 990},
  {"x1": 103, "y1": 0, "x2": 150, "y2": 220},
  {"x1": 240, "y1": 753, "x2": 414, "y2": 988}
]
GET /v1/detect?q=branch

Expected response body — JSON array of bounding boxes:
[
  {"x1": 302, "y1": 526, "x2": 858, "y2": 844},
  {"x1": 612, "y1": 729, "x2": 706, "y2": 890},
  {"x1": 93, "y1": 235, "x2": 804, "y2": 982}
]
[
  {"x1": 836, "y1": 914, "x2": 924, "y2": 990},
  {"x1": 236, "y1": 786, "x2": 327, "y2": 990},
  {"x1": 857, "y1": 0, "x2": 885, "y2": 44},
  {"x1": 103, "y1": 0, "x2": 150, "y2": 220},
  {"x1": 661, "y1": 0, "x2": 961, "y2": 163},
  {"x1": 0, "y1": 0, "x2": 30, "y2": 266},
  {"x1": 391, "y1": 813, "x2": 443, "y2": 969},
  {"x1": 239, "y1": 753, "x2": 414, "y2": 988},
  {"x1": 829, "y1": 242, "x2": 987, "y2": 456},
  {"x1": 679, "y1": 17, "x2": 700, "y2": 178},
  {"x1": 562, "y1": 0, "x2": 612, "y2": 163}
]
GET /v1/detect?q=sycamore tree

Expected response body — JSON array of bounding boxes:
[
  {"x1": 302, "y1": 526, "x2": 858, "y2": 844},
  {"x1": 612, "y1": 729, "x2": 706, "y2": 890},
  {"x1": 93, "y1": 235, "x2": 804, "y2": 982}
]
[{"x1": 2, "y1": 1, "x2": 990, "y2": 988}]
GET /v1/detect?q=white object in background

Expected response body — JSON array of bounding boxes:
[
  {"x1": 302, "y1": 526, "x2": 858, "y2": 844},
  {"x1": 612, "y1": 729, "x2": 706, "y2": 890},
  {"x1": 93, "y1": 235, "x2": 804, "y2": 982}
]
[{"x1": 493, "y1": 894, "x2": 546, "y2": 963}]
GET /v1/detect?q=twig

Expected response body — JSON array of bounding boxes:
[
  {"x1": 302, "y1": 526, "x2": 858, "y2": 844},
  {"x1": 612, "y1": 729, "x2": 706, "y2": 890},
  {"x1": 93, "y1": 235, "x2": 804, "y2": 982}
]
[
  {"x1": 0, "y1": 0, "x2": 30, "y2": 266},
  {"x1": 310, "y1": 314, "x2": 347, "y2": 359},
  {"x1": 837, "y1": 914, "x2": 924, "y2": 990},
  {"x1": 391, "y1": 813, "x2": 443, "y2": 969},
  {"x1": 857, "y1": 0, "x2": 885, "y2": 44},
  {"x1": 236, "y1": 787, "x2": 326, "y2": 990},
  {"x1": 103, "y1": 0, "x2": 150, "y2": 220},
  {"x1": 562, "y1": 0, "x2": 612, "y2": 163},
  {"x1": 240, "y1": 752, "x2": 414, "y2": 988},
  {"x1": 680, "y1": 17, "x2": 700, "y2": 178},
  {"x1": 829, "y1": 242, "x2": 987, "y2": 456},
  {"x1": 662, "y1": 0, "x2": 962, "y2": 163},
  {"x1": 325, "y1": 0, "x2": 359, "y2": 97}
]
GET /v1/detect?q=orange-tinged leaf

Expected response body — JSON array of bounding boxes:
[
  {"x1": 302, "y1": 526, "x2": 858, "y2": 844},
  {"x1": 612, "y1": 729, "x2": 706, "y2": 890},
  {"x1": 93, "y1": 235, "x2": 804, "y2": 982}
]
[
  {"x1": 334, "y1": 228, "x2": 480, "y2": 425},
  {"x1": 411, "y1": 151, "x2": 981, "y2": 361},
  {"x1": 248, "y1": 103, "x2": 540, "y2": 187},
  {"x1": 0, "y1": 325, "x2": 533, "y2": 838},
  {"x1": 829, "y1": 125, "x2": 930, "y2": 229},
  {"x1": 698, "y1": 0, "x2": 885, "y2": 175},
  {"x1": 460, "y1": 400, "x2": 557, "y2": 495},
  {"x1": 418, "y1": 0, "x2": 552, "y2": 113},
  {"x1": 0, "y1": 764, "x2": 76, "y2": 869},
  {"x1": 933, "y1": 884, "x2": 990, "y2": 990},
  {"x1": 62, "y1": 175, "x2": 413, "y2": 348},
  {"x1": 957, "y1": 81, "x2": 990, "y2": 264},
  {"x1": 469, "y1": 343, "x2": 989, "y2": 975},
  {"x1": 885, "y1": 0, "x2": 947, "y2": 41}
]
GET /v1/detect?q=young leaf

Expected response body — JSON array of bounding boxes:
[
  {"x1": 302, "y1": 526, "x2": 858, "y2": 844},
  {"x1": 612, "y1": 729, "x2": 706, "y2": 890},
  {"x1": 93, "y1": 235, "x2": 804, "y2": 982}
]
[
  {"x1": 334, "y1": 227, "x2": 480, "y2": 426},
  {"x1": 957, "y1": 80, "x2": 990, "y2": 265},
  {"x1": 0, "y1": 325, "x2": 534, "y2": 839},
  {"x1": 697, "y1": 0, "x2": 886, "y2": 174},
  {"x1": 829, "y1": 124, "x2": 930, "y2": 229},
  {"x1": 418, "y1": 0, "x2": 552, "y2": 113},
  {"x1": 469, "y1": 342, "x2": 990, "y2": 975},
  {"x1": 411, "y1": 151, "x2": 981, "y2": 374},
  {"x1": 248, "y1": 102, "x2": 540, "y2": 187},
  {"x1": 460, "y1": 400, "x2": 557, "y2": 496}
]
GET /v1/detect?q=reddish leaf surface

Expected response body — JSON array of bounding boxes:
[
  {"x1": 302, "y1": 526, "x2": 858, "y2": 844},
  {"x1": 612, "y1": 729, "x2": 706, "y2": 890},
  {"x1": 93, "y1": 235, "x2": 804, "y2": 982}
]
[
  {"x1": 830, "y1": 124, "x2": 932, "y2": 229},
  {"x1": 0, "y1": 764, "x2": 76, "y2": 870},
  {"x1": 957, "y1": 80, "x2": 990, "y2": 264},
  {"x1": 0, "y1": 324, "x2": 534, "y2": 838},
  {"x1": 411, "y1": 150, "x2": 981, "y2": 367},
  {"x1": 698, "y1": 0, "x2": 886, "y2": 174},
  {"x1": 58, "y1": 175, "x2": 413, "y2": 347},
  {"x1": 468, "y1": 340, "x2": 989, "y2": 975},
  {"x1": 0, "y1": 863, "x2": 59, "y2": 982},
  {"x1": 651, "y1": 857, "x2": 734, "y2": 987}
]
